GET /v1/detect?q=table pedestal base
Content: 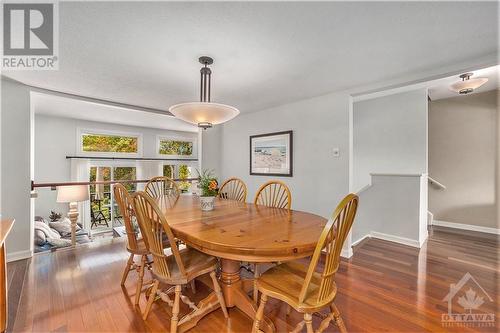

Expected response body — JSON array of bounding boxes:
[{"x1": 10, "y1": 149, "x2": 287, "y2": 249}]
[{"x1": 220, "y1": 259, "x2": 276, "y2": 333}]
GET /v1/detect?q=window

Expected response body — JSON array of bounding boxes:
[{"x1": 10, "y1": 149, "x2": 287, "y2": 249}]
[
  {"x1": 162, "y1": 163, "x2": 194, "y2": 193},
  {"x1": 82, "y1": 133, "x2": 138, "y2": 153},
  {"x1": 163, "y1": 165, "x2": 174, "y2": 178},
  {"x1": 178, "y1": 164, "x2": 192, "y2": 193},
  {"x1": 79, "y1": 129, "x2": 142, "y2": 157},
  {"x1": 157, "y1": 136, "x2": 195, "y2": 157}
]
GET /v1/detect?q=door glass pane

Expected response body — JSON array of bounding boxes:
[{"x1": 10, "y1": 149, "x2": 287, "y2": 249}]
[
  {"x1": 178, "y1": 165, "x2": 192, "y2": 193},
  {"x1": 163, "y1": 164, "x2": 174, "y2": 178},
  {"x1": 112, "y1": 167, "x2": 136, "y2": 227},
  {"x1": 90, "y1": 166, "x2": 111, "y2": 233}
]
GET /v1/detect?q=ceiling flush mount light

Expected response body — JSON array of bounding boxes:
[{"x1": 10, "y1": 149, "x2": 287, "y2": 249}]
[
  {"x1": 169, "y1": 56, "x2": 240, "y2": 130},
  {"x1": 449, "y1": 73, "x2": 488, "y2": 95}
]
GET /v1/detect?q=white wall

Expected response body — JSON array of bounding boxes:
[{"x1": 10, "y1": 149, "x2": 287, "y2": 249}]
[
  {"x1": 201, "y1": 125, "x2": 222, "y2": 173},
  {"x1": 34, "y1": 114, "x2": 198, "y2": 218},
  {"x1": 429, "y1": 90, "x2": 498, "y2": 228},
  {"x1": 1, "y1": 78, "x2": 33, "y2": 261},
  {"x1": 353, "y1": 174, "x2": 428, "y2": 247},
  {"x1": 220, "y1": 91, "x2": 351, "y2": 219},
  {"x1": 353, "y1": 89, "x2": 428, "y2": 191}
]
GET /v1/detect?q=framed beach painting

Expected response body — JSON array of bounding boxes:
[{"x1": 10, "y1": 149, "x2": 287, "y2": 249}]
[{"x1": 250, "y1": 130, "x2": 293, "y2": 177}]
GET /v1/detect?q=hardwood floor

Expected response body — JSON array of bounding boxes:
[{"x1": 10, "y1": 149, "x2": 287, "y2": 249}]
[{"x1": 7, "y1": 226, "x2": 499, "y2": 332}]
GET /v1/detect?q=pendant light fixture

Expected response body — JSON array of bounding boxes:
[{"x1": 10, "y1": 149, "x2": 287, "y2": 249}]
[
  {"x1": 449, "y1": 73, "x2": 488, "y2": 95},
  {"x1": 169, "y1": 56, "x2": 240, "y2": 129}
]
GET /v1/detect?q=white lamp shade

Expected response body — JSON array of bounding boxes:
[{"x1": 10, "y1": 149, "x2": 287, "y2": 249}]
[
  {"x1": 169, "y1": 102, "x2": 240, "y2": 126},
  {"x1": 449, "y1": 77, "x2": 488, "y2": 93},
  {"x1": 56, "y1": 185, "x2": 89, "y2": 203}
]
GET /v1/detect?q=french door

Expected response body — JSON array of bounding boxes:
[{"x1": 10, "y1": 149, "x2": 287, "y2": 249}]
[{"x1": 89, "y1": 162, "x2": 136, "y2": 235}]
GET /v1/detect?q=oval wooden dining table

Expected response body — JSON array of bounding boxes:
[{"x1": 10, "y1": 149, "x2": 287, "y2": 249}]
[{"x1": 156, "y1": 195, "x2": 327, "y2": 333}]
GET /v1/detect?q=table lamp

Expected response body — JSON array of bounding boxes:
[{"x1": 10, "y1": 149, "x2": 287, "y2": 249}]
[{"x1": 57, "y1": 185, "x2": 89, "y2": 245}]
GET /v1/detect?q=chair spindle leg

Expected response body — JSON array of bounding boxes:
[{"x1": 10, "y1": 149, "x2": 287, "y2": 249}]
[
  {"x1": 134, "y1": 255, "x2": 147, "y2": 305},
  {"x1": 121, "y1": 253, "x2": 134, "y2": 285},
  {"x1": 304, "y1": 313, "x2": 314, "y2": 333},
  {"x1": 170, "y1": 285, "x2": 181, "y2": 333},
  {"x1": 252, "y1": 294, "x2": 267, "y2": 333}
]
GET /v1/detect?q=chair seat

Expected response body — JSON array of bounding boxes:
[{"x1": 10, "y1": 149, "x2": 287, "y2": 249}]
[
  {"x1": 153, "y1": 247, "x2": 218, "y2": 284},
  {"x1": 257, "y1": 261, "x2": 337, "y2": 312}
]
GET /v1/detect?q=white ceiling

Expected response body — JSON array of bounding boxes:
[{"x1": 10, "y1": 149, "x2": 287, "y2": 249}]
[
  {"x1": 4, "y1": 1, "x2": 499, "y2": 114},
  {"x1": 428, "y1": 65, "x2": 499, "y2": 101},
  {"x1": 31, "y1": 91, "x2": 199, "y2": 132}
]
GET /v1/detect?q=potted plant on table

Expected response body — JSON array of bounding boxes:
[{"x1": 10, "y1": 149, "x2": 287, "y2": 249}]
[{"x1": 197, "y1": 169, "x2": 219, "y2": 211}]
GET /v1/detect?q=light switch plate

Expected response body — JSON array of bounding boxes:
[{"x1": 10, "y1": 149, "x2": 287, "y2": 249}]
[{"x1": 333, "y1": 148, "x2": 340, "y2": 157}]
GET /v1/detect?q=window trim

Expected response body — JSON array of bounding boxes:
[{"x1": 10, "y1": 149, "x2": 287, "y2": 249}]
[
  {"x1": 156, "y1": 135, "x2": 197, "y2": 159},
  {"x1": 78, "y1": 128, "x2": 143, "y2": 157}
]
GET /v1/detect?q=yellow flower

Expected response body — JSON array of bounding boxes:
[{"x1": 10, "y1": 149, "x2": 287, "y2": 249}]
[{"x1": 208, "y1": 180, "x2": 218, "y2": 190}]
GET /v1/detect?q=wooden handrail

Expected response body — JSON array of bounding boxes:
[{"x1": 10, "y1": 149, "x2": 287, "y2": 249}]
[
  {"x1": 66, "y1": 156, "x2": 198, "y2": 162},
  {"x1": 31, "y1": 178, "x2": 199, "y2": 190}
]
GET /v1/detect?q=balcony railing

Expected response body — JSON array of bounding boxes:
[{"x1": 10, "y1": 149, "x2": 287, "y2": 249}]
[{"x1": 31, "y1": 178, "x2": 199, "y2": 190}]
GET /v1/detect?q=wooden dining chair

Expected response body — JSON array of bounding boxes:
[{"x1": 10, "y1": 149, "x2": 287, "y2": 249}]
[
  {"x1": 252, "y1": 193, "x2": 358, "y2": 333},
  {"x1": 132, "y1": 191, "x2": 228, "y2": 330},
  {"x1": 254, "y1": 180, "x2": 291, "y2": 210},
  {"x1": 252, "y1": 180, "x2": 292, "y2": 302},
  {"x1": 219, "y1": 177, "x2": 247, "y2": 202},
  {"x1": 145, "y1": 176, "x2": 181, "y2": 202},
  {"x1": 114, "y1": 184, "x2": 151, "y2": 306}
]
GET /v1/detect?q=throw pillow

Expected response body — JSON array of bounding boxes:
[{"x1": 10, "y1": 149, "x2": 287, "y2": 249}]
[
  {"x1": 35, "y1": 216, "x2": 48, "y2": 225},
  {"x1": 34, "y1": 229, "x2": 46, "y2": 246},
  {"x1": 49, "y1": 219, "x2": 72, "y2": 237},
  {"x1": 35, "y1": 220, "x2": 61, "y2": 239}
]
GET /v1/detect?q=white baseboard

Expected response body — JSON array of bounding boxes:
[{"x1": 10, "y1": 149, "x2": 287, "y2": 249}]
[
  {"x1": 341, "y1": 248, "x2": 353, "y2": 259},
  {"x1": 351, "y1": 234, "x2": 370, "y2": 247},
  {"x1": 369, "y1": 231, "x2": 421, "y2": 248},
  {"x1": 7, "y1": 249, "x2": 33, "y2": 263},
  {"x1": 433, "y1": 220, "x2": 500, "y2": 235}
]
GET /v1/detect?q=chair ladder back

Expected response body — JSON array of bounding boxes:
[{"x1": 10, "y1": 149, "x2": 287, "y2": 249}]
[
  {"x1": 254, "y1": 180, "x2": 291, "y2": 210},
  {"x1": 219, "y1": 178, "x2": 247, "y2": 202},
  {"x1": 132, "y1": 192, "x2": 186, "y2": 279},
  {"x1": 298, "y1": 194, "x2": 358, "y2": 305},
  {"x1": 145, "y1": 176, "x2": 180, "y2": 201},
  {"x1": 113, "y1": 184, "x2": 139, "y2": 251}
]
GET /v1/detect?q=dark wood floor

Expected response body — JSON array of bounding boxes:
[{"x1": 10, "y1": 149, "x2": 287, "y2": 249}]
[{"x1": 7, "y1": 227, "x2": 499, "y2": 332}]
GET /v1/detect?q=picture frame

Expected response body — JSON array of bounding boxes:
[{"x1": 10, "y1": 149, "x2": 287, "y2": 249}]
[{"x1": 249, "y1": 130, "x2": 293, "y2": 177}]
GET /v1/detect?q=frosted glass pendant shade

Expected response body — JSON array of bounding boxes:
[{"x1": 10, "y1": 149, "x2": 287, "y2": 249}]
[
  {"x1": 169, "y1": 102, "x2": 240, "y2": 128},
  {"x1": 169, "y1": 57, "x2": 239, "y2": 129},
  {"x1": 449, "y1": 74, "x2": 488, "y2": 94}
]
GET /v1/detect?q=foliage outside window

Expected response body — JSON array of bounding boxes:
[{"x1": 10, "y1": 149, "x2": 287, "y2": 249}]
[
  {"x1": 114, "y1": 167, "x2": 137, "y2": 192},
  {"x1": 163, "y1": 165, "x2": 174, "y2": 178},
  {"x1": 159, "y1": 139, "x2": 193, "y2": 156},
  {"x1": 162, "y1": 164, "x2": 192, "y2": 192},
  {"x1": 90, "y1": 166, "x2": 111, "y2": 222},
  {"x1": 82, "y1": 133, "x2": 138, "y2": 153},
  {"x1": 178, "y1": 165, "x2": 191, "y2": 192}
]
